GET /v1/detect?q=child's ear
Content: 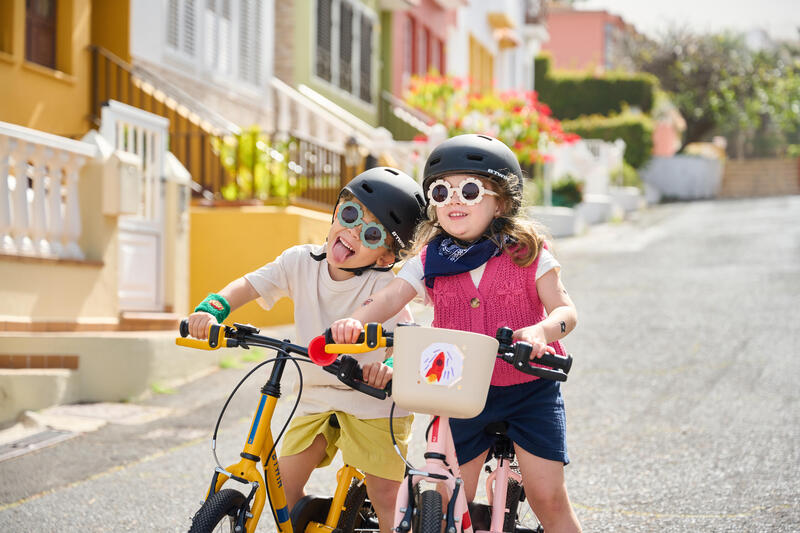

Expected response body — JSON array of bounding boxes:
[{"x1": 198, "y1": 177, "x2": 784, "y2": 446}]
[{"x1": 375, "y1": 249, "x2": 397, "y2": 267}]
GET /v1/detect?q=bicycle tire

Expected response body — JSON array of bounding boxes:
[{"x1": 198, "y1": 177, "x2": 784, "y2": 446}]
[
  {"x1": 291, "y1": 495, "x2": 332, "y2": 533},
  {"x1": 188, "y1": 488, "x2": 247, "y2": 533},
  {"x1": 417, "y1": 490, "x2": 442, "y2": 533},
  {"x1": 503, "y1": 477, "x2": 524, "y2": 533},
  {"x1": 339, "y1": 481, "x2": 370, "y2": 533},
  {"x1": 506, "y1": 484, "x2": 543, "y2": 533}
]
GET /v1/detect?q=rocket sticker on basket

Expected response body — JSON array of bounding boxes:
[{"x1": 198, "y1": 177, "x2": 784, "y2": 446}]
[{"x1": 420, "y1": 343, "x2": 465, "y2": 387}]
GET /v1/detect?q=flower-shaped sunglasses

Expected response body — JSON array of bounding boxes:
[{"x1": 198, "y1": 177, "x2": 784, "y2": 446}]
[
  {"x1": 336, "y1": 201, "x2": 389, "y2": 249},
  {"x1": 427, "y1": 177, "x2": 498, "y2": 207}
]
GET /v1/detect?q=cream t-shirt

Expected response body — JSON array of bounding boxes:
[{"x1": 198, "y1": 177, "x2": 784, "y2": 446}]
[{"x1": 244, "y1": 243, "x2": 410, "y2": 419}]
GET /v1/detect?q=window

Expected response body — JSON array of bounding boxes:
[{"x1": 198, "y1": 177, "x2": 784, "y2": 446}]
[
  {"x1": 315, "y1": 0, "x2": 374, "y2": 104},
  {"x1": 166, "y1": 0, "x2": 197, "y2": 58},
  {"x1": 204, "y1": 0, "x2": 232, "y2": 75},
  {"x1": 25, "y1": 0, "x2": 56, "y2": 69}
]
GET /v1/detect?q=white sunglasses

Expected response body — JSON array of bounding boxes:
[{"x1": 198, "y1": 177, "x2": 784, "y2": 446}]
[{"x1": 427, "y1": 177, "x2": 498, "y2": 207}]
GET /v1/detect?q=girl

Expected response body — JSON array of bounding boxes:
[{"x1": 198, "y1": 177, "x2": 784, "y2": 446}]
[{"x1": 331, "y1": 135, "x2": 582, "y2": 532}]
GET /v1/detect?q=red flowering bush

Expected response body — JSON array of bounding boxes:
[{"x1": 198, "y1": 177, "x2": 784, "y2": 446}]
[{"x1": 405, "y1": 73, "x2": 579, "y2": 165}]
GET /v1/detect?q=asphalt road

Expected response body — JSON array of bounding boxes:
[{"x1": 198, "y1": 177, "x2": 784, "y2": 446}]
[{"x1": 1, "y1": 195, "x2": 798, "y2": 532}]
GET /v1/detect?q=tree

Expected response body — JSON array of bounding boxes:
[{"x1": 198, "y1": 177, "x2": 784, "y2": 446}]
[{"x1": 627, "y1": 27, "x2": 800, "y2": 157}]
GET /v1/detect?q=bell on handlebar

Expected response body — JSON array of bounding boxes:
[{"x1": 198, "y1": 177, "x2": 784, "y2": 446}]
[{"x1": 308, "y1": 335, "x2": 337, "y2": 366}]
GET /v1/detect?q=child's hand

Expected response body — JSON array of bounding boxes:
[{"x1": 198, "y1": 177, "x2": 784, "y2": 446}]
[
  {"x1": 513, "y1": 325, "x2": 555, "y2": 360},
  {"x1": 361, "y1": 361, "x2": 393, "y2": 390},
  {"x1": 330, "y1": 318, "x2": 364, "y2": 344},
  {"x1": 188, "y1": 311, "x2": 217, "y2": 340}
]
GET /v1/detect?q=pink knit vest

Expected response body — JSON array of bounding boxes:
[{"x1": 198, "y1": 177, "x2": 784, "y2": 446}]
[{"x1": 422, "y1": 244, "x2": 567, "y2": 386}]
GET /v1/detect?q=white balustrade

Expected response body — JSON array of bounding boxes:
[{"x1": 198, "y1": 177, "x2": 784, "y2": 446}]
[{"x1": 0, "y1": 121, "x2": 96, "y2": 260}]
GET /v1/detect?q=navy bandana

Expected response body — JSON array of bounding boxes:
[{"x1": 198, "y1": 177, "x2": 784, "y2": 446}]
[{"x1": 423, "y1": 234, "x2": 503, "y2": 288}]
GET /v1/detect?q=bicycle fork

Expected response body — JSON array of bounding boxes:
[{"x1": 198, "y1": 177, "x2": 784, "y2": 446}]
[{"x1": 393, "y1": 416, "x2": 474, "y2": 533}]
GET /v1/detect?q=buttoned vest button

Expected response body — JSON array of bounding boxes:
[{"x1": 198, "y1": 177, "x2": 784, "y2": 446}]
[{"x1": 470, "y1": 297, "x2": 480, "y2": 308}]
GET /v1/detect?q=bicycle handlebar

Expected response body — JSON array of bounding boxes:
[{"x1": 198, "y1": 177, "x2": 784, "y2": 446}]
[
  {"x1": 176, "y1": 319, "x2": 391, "y2": 400},
  {"x1": 320, "y1": 323, "x2": 572, "y2": 382}
]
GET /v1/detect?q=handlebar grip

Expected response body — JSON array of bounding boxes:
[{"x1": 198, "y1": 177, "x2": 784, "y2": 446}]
[
  {"x1": 536, "y1": 352, "x2": 573, "y2": 373},
  {"x1": 175, "y1": 322, "x2": 228, "y2": 350},
  {"x1": 322, "y1": 323, "x2": 390, "y2": 356}
]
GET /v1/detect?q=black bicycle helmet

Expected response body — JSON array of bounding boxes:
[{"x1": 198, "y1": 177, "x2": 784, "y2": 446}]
[
  {"x1": 423, "y1": 134, "x2": 523, "y2": 214},
  {"x1": 341, "y1": 167, "x2": 425, "y2": 251}
]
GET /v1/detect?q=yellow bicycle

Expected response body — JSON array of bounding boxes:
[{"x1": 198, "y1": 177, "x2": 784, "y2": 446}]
[{"x1": 177, "y1": 321, "x2": 390, "y2": 533}]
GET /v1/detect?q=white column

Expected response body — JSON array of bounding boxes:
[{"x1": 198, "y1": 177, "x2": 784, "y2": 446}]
[
  {"x1": 0, "y1": 137, "x2": 15, "y2": 254},
  {"x1": 46, "y1": 153, "x2": 66, "y2": 258},
  {"x1": 29, "y1": 146, "x2": 55, "y2": 257},
  {"x1": 61, "y1": 155, "x2": 85, "y2": 260},
  {"x1": 11, "y1": 143, "x2": 35, "y2": 255}
]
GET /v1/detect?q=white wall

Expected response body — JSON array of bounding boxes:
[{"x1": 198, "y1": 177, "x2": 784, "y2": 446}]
[
  {"x1": 130, "y1": 0, "x2": 274, "y2": 102},
  {"x1": 447, "y1": 0, "x2": 532, "y2": 91}
]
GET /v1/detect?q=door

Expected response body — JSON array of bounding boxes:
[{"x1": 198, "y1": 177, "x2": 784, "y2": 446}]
[{"x1": 101, "y1": 101, "x2": 169, "y2": 312}]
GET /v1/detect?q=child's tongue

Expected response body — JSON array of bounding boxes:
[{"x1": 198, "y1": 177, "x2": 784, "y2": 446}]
[{"x1": 330, "y1": 238, "x2": 355, "y2": 263}]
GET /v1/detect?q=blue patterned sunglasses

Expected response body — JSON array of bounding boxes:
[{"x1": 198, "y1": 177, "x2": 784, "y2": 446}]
[{"x1": 336, "y1": 201, "x2": 389, "y2": 250}]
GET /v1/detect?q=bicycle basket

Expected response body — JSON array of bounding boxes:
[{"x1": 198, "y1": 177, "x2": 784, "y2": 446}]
[{"x1": 392, "y1": 326, "x2": 499, "y2": 418}]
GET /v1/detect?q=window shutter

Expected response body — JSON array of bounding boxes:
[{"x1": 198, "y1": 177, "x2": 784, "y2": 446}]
[
  {"x1": 359, "y1": 13, "x2": 372, "y2": 103},
  {"x1": 237, "y1": 0, "x2": 261, "y2": 84},
  {"x1": 339, "y1": 2, "x2": 353, "y2": 93},
  {"x1": 316, "y1": 0, "x2": 332, "y2": 82},
  {"x1": 182, "y1": 0, "x2": 196, "y2": 56},
  {"x1": 167, "y1": 0, "x2": 180, "y2": 49}
]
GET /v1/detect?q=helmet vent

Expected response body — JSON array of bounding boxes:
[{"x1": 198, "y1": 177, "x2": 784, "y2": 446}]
[
  {"x1": 360, "y1": 182, "x2": 374, "y2": 193},
  {"x1": 428, "y1": 157, "x2": 441, "y2": 166},
  {"x1": 389, "y1": 211, "x2": 401, "y2": 224},
  {"x1": 466, "y1": 153, "x2": 484, "y2": 161},
  {"x1": 477, "y1": 135, "x2": 493, "y2": 141},
  {"x1": 384, "y1": 168, "x2": 399, "y2": 175}
]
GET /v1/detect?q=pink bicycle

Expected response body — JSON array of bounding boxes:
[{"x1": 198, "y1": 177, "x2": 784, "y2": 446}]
[{"x1": 318, "y1": 324, "x2": 571, "y2": 533}]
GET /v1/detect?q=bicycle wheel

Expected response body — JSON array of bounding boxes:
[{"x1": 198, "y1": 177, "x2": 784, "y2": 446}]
[
  {"x1": 291, "y1": 495, "x2": 332, "y2": 533},
  {"x1": 188, "y1": 488, "x2": 247, "y2": 533},
  {"x1": 505, "y1": 483, "x2": 543, "y2": 533},
  {"x1": 415, "y1": 490, "x2": 442, "y2": 533},
  {"x1": 339, "y1": 481, "x2": 370, "y2": 533}
]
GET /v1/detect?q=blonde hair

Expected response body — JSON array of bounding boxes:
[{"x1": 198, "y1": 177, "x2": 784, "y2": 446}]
[{"x1": 403, "y1": 175, "x2": 549, "y2": 267}]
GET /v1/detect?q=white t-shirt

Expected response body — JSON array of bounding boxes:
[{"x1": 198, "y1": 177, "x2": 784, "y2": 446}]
[
  {"x1": 244, "y1": 243, "x2": 410, "y2": 419},
  {"x1": 397, "y1": 248, "x2": 560, "y2": 304}
]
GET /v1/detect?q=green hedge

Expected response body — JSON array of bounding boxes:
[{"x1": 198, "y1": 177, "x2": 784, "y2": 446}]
[
  {"x1": 561, "y1": 113, "x2": 654, "y2": 169},
  {"x1": 535, "y1": 55, "x2": 657, "y2": 120}
]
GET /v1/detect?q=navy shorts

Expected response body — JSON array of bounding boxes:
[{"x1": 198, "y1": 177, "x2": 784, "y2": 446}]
[{"x1": 449, "y1": 378, "x2": 569, "y2": 465}]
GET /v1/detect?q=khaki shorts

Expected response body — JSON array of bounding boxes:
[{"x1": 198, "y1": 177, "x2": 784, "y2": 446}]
[{"x1": 280, "y1": 410, "x2": 414, "y2": 482}]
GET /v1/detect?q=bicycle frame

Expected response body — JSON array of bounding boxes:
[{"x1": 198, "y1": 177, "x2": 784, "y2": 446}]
[
  {"x1": 203, "y1": 348, "x2": 293, "y2": 533},
  {"x1": 393, "y1": 415, "x2": 474, "y2": 533},
  {"x1": 179, "y1": 323, "x2": 386, "y2": 533},
  {"x1": 483, "y1": 448, "x2": 523, "y2": 533}
]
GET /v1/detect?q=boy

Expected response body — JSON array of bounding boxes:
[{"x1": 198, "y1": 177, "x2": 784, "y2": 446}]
[{"x1": 187, "y1": 167, "x2": 425, "y2": 533}]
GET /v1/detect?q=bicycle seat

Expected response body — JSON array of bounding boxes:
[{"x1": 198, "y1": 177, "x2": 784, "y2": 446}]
[{"x1": 483, "y1": 421, "x2": 509, "y2": 436}]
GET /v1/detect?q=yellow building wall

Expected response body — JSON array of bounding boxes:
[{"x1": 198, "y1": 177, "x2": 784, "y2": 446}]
[
  {"x1": 189, "y1": 206, "x2": 331, "y2": 327},
  {"x1": 0, "y1": 149, "x2": 120, "y2": 324},
  {"x1": 91, "y1": 0, "x2": 130, "y2": 62},
  {"x1": 0, "y1": 0, "x2": 93, "y2": 135}
]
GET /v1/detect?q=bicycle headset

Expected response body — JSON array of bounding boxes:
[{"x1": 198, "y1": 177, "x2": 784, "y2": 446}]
[
  {"x1": 313, "y1": 167, "x2": 426, "y2": 275},
  {"x1": 423, "y1": 134, "x2": 524, "y2": 217}
]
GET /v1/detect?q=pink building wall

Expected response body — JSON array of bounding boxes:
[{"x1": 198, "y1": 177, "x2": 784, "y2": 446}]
[
  {"x1": 390, "y1": 0, "x2": 453, "y2": 96},
  {"x1": 541, "y1": 10, "x2": 625, "y2": 72}
]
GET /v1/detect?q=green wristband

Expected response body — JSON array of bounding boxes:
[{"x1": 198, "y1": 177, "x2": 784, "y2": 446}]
[
  {"x1": 382, "y1": 356, "x2": 394, "y2": 368},
  {"x1": 194, "y1": 293, "x2": 231, "y2": 323}
]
